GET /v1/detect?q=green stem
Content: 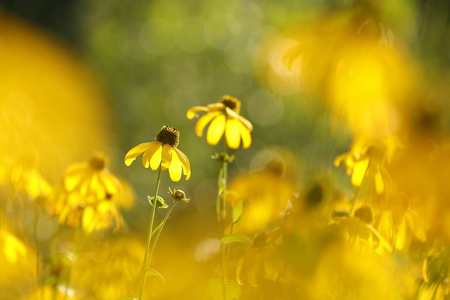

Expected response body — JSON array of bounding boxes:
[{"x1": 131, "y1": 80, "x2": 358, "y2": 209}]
[
  {"x1": 149, "y1": 201, "x2": 178, "y2": 262},
  {"x1": 219, "y1": 143, "x2": 229, "y2": 300},
  {"x1": 62, "y1": 226, "x2": 83, "y2": 300},
  {"x1": 139, "y1": 166, "x2": 162, "y2": 300}
]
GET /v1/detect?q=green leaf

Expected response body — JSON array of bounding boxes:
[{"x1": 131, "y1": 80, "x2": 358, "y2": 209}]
[
  {"x1": 143, "y1": 267, "x2": 165, "y2": 283},
  {"x1": 232, "y1": 201, "x2": 243, "y2": 224},
  {"x1": 221, "y1": 234, "x2": 252, "y2": 245},
  {"x1": 148, "y1": 195, "x2": 168, "y2": 208},
  {"x1": 208, "y1": 279, "x2": 241, "y2": 300}
]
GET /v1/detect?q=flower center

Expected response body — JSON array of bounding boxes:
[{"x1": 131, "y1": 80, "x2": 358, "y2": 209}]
[
  {"x1": 156, "y1": 125, "x2": 180, "y2": 147},
  {"x1": 354, "y1": 205, "x2": 373, "y2": 224},
  {"x1": 221, "y1": 95, "x2": 241, "y2": 114},
  {"x1": 89, "y1": 153, "x2": 107, "y2": 170}
]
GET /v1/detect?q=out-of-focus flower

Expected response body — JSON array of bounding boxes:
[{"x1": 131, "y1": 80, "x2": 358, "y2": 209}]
[
  {"x1": 48, "y1": 153, "x2": 125, "y2": 233},
  {"x1": 334, "y1": 137, "x2": 398, "y2": 195},
  {"x1": 125, "y1": 125, "x2": 190, "y2": 182},
  {"x1": 71, "y1": 236, "x2": 144, "y2": 299},
  {"x1": 1, "y1": 153, "x2": 51, "y2": 200},
  {"x1": 186, "y1": 95, "x2": 253, "y2": 149},
  {"x1": 229, "y1": 160, "x2": 294, "y2": 234},
  {"x1": 0, "y1": 227, "x2": 27, "y2": 263},
  {"x1": 63, "y1": 153, "x2": 120, "y2": 204},
  {"x1": 58, "y1": 200, "x2": 124, "y2": 234},
  {"x1": 377, "y1": 194, "x2": 427, "y2": 251},
  {"x1": 417, "y1": 246, "x2": 450, "y2": 299},
  {"x1": 331, "y1": 205, "x2": 392, "y2": 254}
]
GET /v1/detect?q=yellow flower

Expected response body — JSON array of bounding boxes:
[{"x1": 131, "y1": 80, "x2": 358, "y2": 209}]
[
  {"x1": 124, "y1": 125, "x2": 191, "y2": 182},
  {"x1": 0, "y1": 228, "x2": 27, "y2": 263},
  {"x1": 334, "y1": 137, "x2": 397, "y2": 195},
  {"x1": 63, "y1": 153, "x2": 121, "y2": 204},
  {"x1": 186, "y1": 95, "x2": 253, "y2": 149},
  {"x1": 57, "y1": 200, "x2": 124, "y2": 234}
]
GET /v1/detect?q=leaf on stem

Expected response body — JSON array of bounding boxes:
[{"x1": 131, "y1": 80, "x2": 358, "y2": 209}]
[
  {"x1": 221, "y1": 234, "x2": 252, "y2": 245},
  {"x1": 148, "y1": 195, "x2": 169, "y2": 208}
]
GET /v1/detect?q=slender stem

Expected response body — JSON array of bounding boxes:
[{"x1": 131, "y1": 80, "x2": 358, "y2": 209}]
[
  {"x1": 139, "y1": 166, "x2": 163, "y2": 300},
  {"x1": 218, "y1": 142, "x2": 229, "y2": 300},
  {"x1": 149, "y1": 201, "x2": 178, "y2": 262},
  {"x1": 34, "y1": 204, "x2": 40, "y2": 298},
  {"x1": 62, "y1": 226, "x2": 83, "y2": 300}
]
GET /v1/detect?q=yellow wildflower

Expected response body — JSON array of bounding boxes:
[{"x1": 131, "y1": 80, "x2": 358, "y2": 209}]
[
  {"x1": 124, "y1": 125, "x2": 191, "y2": 182},
  {"x1": 58, "y1": 200, "x2": 124, "y2": 233},
  {"x1": 186, "y1": 95, "x2": 253, "y2": 149},
  {"x1": 63, "y1": 153, "x2": 121, "y2": 204},
  {"x1": 0, "y1": 228, "x2": 27, "y2": 263},
  {"x1": 334, "y1": 137, "x2": 397, "y2": 195}
]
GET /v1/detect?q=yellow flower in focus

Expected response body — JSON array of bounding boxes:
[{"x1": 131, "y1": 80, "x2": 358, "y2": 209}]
[
  {"x1": 0, "y1": 228, "x2": 27, "y2": 263},
  {"x1": 186, "y1": 95, "x2": 253, "y2": 149},
  {"x1": 334, "y1": 137, "x2": 397, "y2": 195},
  {"x1": 63, "y1": 153, "x2": 121, "y2": 203},
  {"x1": 124, "y1": 125, "x2": 190, "y2": 182}
]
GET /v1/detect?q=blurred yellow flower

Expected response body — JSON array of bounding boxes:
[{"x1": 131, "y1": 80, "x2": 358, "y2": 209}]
[
  {"x1": 48, "y1": 153, "x2": 125, "y2": 233},
  {"x1": 229, "y1": 160, "x2": 294, "y2": 234},
  {"x1": 0, "y1": 228, "x2": 27, "y2": 263},
  {"x1": 58, "y1": 200, "x2": 124, "y2": 234},
  {"x1": 334, "y1": 137, "x2": 397, "y2": 195},
  {"x1": 1, "y1": 153, "x2": 51, "y2": 199},
  {"x1": 186, "y1": 95, "x2": 253, "y2": 149},
  {"x1": 63, "y1": 153, "x2": 120, "y2": 204},
  {"x1": 124, "y1": 125, "x2": 190, "y2": 182}
]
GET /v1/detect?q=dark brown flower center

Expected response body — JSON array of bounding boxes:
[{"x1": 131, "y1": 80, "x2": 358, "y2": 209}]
[
  {"x1": 221, "y1": 95, "x2": 241, "y2": 113},
  {"x1": 89, "y1": 153, "x2": 107, "y2": 170},
  {"x1": 156, "y1": 125, "x2": 180, "y2": 147},
  {"x1": 354, "y1": 205, "x2": 373, "y2": 224}
]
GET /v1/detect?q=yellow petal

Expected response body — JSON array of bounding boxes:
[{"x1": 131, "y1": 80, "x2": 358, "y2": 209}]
[
  {"x1": 161, "y1": 144, "x2": 173, "y2": 170},
  {"x1": 374, "y1": 171, "x2": 384, "y2": 194},
  {"x1": 125, "y1": 142, "x2": 153, "y2": 166},
  {"x1": 206, "y1": 114, "x2": 226, "y2": 145},
  {"x1": 238, "y1": 121, "x2": 252, "y2": 149},
  {"x1": 150, "y1": 145, "x2": 162, "y2": 170},
  {"x1": 225, "y1": 118, "x2": 241, "y2": 149},
  {"x1": 82, "y1": 206, "x2": 95, "y2": 233},
  {"x1": 100, "y1": 172, "x2": 120, "y2": 196},
  {"x1": 186, "y1": 106, "x2": 208, "y2": 119},
  {"x1": 238, "y1": 115, "x2": 253, "y2": 131},
  {"x1": 142, "y1": 142, "x2": 161, "y2": 168},
  {"x1": 64, "y1": 163, "x2": 88, "y2": 191},
  {"x1": 174, "y1": 148, "x2": 191, "y2": 180},
  {"x1": 168, "y1": 152, "x2": 182, "y2": 182},
  {"x1": 351, "y1": 158, "x2": 369, "y2": 187},
  {"x1": 195, "y1": 111, "x2": 222, "y2": 137}
]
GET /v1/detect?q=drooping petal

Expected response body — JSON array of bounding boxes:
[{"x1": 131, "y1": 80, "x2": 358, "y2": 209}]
[
  {"x1": 99, "y1": 172, "x2": 120, "y2": 196},
  {"x1": 168, "y1": 151, "x2": 182, "y2": 182},
  {"x1": 195, "y1": 111, "x2": 222, "y2": 137},
  {"x1": 82, "y1": 206, "x2": 95, "y2": 233},
  {"x1": 150, "y1": 145, "x2": 163, "y2": 170},
  {"x1": 161, "y1": 144, "x2": 173, "y2": 170},
  {"x1": 206, "y1": 114, "x2": 226, "y2": 145},
  {"x1": 351, "y1": 158, "x2": 369, "y2": 187},
  {"x1": 374, "y1": 171, "x2": 384, "y2": 194},
  {"x1": 238, "y1": 121, "x2": 252, "y2": 149},
  {"x1": 174, "y1": 148, "x2": 191, "y2": 180},
  {"x1": 225, "y1": 118, "x2": 241, "y2": 149},
  {"x1": 125, "y1": 142, "x2": 153, "y2": 166},
  {"x1": 186, "y1": 106, "x2": 209, "y2": 119},
  {"x1": 238, "y1": 115, "x2": 253, "y2": 131},
  {"x1": 142, "y1": 142, "x2": 161, "y2": 168},
  {"x1": 64, "y1": 163, "x2": 88, "y2": 191}
]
